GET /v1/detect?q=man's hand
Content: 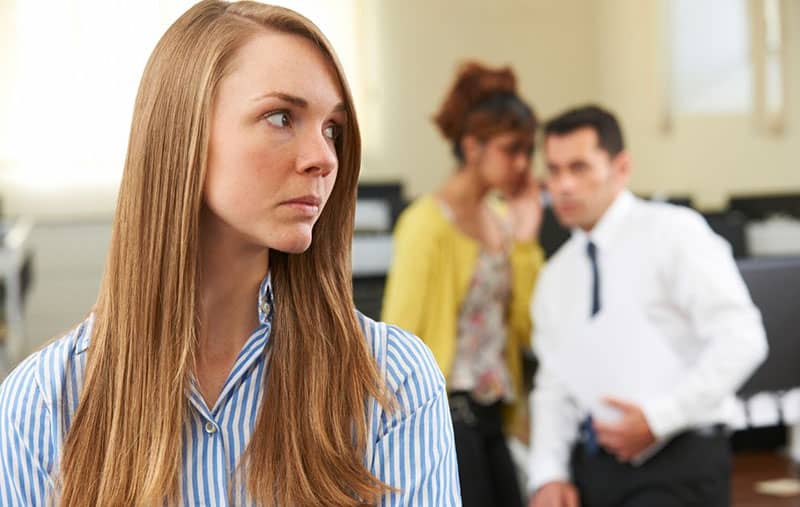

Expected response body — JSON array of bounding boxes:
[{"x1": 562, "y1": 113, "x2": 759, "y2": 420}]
[
  {"x1": 528, "y1": 481, "x2": 580, "y2": 507},
  {"x1": 593, "y1": 397, "x2": 656, "y2": 461}
]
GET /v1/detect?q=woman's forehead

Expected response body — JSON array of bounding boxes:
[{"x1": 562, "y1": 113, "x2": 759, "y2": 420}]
[
  {"x1": 222, "y1": 31, "x2": 344, "y2": 109},
  {"x1": 491, "y1": 130, "x2": 534, "y2": 144}
]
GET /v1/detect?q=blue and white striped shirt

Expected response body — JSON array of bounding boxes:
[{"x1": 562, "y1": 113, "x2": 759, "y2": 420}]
[{"x1": 0, "y1": 278, "x2": 461, "y2": 506}]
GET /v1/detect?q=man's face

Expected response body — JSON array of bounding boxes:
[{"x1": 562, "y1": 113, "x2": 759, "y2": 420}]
[{"x1": 544, "y1": 127, "x2": 629, "y2": 231}]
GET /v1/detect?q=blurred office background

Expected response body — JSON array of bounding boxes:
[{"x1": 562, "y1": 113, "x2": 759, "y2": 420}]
[{"x1": 1, "y1": 1, "x2": 799, "y2": 504}]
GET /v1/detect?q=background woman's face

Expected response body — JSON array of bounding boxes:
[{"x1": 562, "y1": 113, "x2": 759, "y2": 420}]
[
  {"x1": 204, "y1": 30, "x2": 346, "y2": 254},
  {"x1": 476, "y1": 131, "x2": 535, "y2": 196}
]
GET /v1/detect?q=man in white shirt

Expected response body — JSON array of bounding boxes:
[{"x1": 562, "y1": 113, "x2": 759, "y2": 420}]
[{"x1": 527, "y1": 105, "x2": 768, "y2": 507}]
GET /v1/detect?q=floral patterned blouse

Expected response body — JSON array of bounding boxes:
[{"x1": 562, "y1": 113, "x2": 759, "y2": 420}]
[{"x1": 442, "y1": 203, "x2": 515, "y2": 405}]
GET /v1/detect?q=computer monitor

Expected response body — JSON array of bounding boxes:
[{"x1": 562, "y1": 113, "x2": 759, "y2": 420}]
[
  {"x1": 736, "y1": 256, "x2": 800, "y2": 396},
  {"x1": 704, "y1": 211, "x2": 749, "y2": 258},
  {"x1": 729, "y1": 193, "x2": 800, "y2": 221}
]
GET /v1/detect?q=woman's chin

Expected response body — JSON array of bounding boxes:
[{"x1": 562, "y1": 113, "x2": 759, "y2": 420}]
[{"x1": 269, "y1": 230, "x2": 313, "y2": 254}]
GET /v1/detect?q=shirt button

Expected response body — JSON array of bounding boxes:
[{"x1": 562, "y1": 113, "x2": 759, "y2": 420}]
[{"x1": 204, "y1": 421, "x2": 217, "y2": 435}]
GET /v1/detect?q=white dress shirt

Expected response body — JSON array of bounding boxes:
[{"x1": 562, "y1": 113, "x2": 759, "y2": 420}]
[{"x1": 527, "y1": 190, "x2": 768, "y2": 492}]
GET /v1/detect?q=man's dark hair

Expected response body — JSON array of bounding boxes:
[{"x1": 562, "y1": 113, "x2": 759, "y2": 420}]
[{"x1": 544, "y1": 105, "x2": 625, "y2": 157}]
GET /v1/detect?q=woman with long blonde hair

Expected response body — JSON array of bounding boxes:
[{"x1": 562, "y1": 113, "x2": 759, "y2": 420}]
[{"x1": 0, "y1": 1, "x2": 460, "y2": 505}]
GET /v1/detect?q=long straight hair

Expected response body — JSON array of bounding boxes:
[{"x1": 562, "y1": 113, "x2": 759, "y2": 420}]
[{"x1": 60, "y1": 2, "x2": 392, "y2": 505}]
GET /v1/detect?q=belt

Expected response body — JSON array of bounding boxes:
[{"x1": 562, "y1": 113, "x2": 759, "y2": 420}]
[{"x1": 690, "y1": 423, "x2": 729, "y2": 438}]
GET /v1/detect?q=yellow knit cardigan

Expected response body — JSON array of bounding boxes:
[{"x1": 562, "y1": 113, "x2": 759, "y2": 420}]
[{"x1": 381, "y1": 195, "x2": 545, "y2": 430}]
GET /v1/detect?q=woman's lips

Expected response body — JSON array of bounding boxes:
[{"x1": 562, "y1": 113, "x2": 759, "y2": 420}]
[{"x1": 281, "y1": 195, "x2": 321, "y2": 217}]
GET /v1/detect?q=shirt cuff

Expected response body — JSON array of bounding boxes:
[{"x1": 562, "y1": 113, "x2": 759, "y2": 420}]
[
  {"x1": 527, "y1": 459, "x2": 570, "y2": 495},
  {"x1": 641, "y1": 395, "x2": 690, "y2": 440}
]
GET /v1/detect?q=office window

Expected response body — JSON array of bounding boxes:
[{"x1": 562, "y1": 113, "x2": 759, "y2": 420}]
[
  {"x1": 0, "y1": 0, "x2": 360, "y2": 192},
  {"x1": 754, "y1": 0, "x2": 788, "y2": 132},
  {"x1": 668, "y1": 0, "x2": 752, "y2": 114},
  {"x1": 763, "y1": 0, "x2": 783, "y2": 113}
]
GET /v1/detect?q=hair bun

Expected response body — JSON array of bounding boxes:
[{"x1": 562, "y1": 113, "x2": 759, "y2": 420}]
[{"x1": 433, "y1": 61, "x2": 519, "y2": 142}]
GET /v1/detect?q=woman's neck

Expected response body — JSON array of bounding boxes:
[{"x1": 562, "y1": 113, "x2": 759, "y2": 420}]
[
  {"x1": 436, "y1": 165, "x2": 509, "y2": 252},
  {"x1": 438, "y1": 166, "x2": 489, "y2": 211},
  {"x1": 198, "y1": 212, "x2": 269, "y2": 368},
  {"x1": 195, "y1": 210, "x2": 268, "y2": 407}
]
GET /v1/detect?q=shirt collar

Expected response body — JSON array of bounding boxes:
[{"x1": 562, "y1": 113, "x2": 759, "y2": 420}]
[
  {"x1": 572, "y1": 189, "x2": 635, "y2": 250},
  {"x1": 75, "y1": 315, "x2": 94, "y2": 354},
  {"x1": 257, "y1": 272, "x2": 274, "y2": 325},
  {"x1": 75, "y1": 273, "x2": 274, "y2": 355}
]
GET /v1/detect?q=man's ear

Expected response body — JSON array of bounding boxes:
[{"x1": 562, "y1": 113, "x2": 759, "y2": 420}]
[
  {"x1": 611, "y1": 150, "x2": 632, "y2": 185},
  {"x1": 461, "y1": 135, "x2": 483, "y2": 164}
]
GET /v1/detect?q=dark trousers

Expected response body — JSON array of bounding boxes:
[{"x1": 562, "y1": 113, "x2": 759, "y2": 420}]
[
  {"x1": 570, "y1": 430, "x2": 731, "y2": 507},
  {"x1": 449, "y1": 392, "x2": 523, "y2": 507}
]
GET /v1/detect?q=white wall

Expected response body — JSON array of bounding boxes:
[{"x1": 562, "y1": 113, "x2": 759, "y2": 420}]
[
  {"x1": 594, "y1": 0, "x2": 800, "y2": 210},
  {"x1": 360, "y1": 0, "x2": 601, "y2": 198},
  {"x1": 3, "y1": 0, "x2": 797, "y2": 217},
  {"x1": 0, "y1": 0, "x2": 17, "y2": 190},
  {"x1": 362, "y1": 0, "x2": 800, "y2": 210}
]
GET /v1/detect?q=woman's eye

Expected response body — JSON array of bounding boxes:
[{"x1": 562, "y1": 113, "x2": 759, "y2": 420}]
[
  {"x1": 323, "y1": 124, "x2": 342, "y2": 141},
  {"x1": 264, "y1": 111, "x2": 290, "y2": 128}
]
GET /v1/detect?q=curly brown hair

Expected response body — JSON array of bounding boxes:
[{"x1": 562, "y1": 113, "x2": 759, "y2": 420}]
[{"x1": 433, "y1": 61, "x2": 537, "y2": 162}]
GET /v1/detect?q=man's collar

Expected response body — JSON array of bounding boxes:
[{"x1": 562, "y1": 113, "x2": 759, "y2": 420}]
[{"x1": 572, "y1": 189, "x2": 635, "y2": 250}]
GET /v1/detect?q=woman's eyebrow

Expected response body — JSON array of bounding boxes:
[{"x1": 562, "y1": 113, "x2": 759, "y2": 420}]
[
  {"x1": 251, "y1": 91, "x2": 347, "y2": 114},
  {"x1": 251, "y1": 91, "x2": 308, "y2": 107}
]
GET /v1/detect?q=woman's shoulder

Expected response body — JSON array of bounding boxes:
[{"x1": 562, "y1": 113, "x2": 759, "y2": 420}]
[
  {"x1": 356, "y1": 312, "x2": 445, "y2": 398},
  {"x1": 397, "y1": 194, "x2": 438, "y2": 217},
  {"x1": 0, "y1": 316, "x2": 93, "y2": 419},
  {"x1": 394, "y1": 195, "x2": 451, "y2": 234}
]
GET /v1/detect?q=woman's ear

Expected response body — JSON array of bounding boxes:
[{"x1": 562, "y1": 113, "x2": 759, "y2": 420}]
[{"x1": 461, "y1": 135, "x2": 483, "y2": 165}]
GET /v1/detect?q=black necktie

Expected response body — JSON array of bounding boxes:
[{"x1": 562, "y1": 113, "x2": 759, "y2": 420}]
[
  {"x1": 587, "y1": 240, "x2": 600, "y2": 317},
  {"x1": 582, "y1": 240, "x2": 602, "y2": 455}
]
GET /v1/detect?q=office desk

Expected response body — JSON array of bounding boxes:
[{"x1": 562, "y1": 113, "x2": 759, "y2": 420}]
[{"x1": 733, "y1": 452, "x2": 800, "y2": 507}]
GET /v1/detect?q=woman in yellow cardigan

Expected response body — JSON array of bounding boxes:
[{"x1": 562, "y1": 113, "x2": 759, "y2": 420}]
[{"x1": 382, "y1": 62, "x2": 545, "y2": 507}]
